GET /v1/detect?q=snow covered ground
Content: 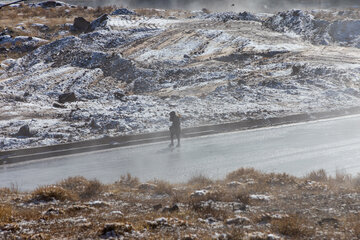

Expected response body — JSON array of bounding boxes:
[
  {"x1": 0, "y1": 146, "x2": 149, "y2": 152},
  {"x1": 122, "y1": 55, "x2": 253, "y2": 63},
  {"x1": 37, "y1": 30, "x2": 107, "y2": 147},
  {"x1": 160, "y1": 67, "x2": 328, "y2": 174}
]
[{"x1": 1, "y1": 8, "x2": 360, "y2": 150}]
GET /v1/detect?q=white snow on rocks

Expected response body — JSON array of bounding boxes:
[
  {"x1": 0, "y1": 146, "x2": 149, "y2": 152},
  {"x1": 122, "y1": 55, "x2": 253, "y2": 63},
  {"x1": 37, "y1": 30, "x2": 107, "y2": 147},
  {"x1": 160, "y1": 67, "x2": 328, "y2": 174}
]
[
  {"x1": 2, "y1": 9, "x2": 360, "y2": 150},
  {"x1": 264, "y1": 9, "x2": 360, "y2": 48}
]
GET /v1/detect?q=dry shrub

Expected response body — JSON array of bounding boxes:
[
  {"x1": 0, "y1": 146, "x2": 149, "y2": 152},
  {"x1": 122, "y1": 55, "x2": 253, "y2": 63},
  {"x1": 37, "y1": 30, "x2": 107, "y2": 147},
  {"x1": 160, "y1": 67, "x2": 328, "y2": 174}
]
[
  {"x1": 118, "y1": 173, "x2": 140, "y2": 188},
  {"x1": 0, "y1": 204, "x2": 13, "y2": 223},
  {"x1": 266, "y1": 172, "x2": 297, "y2": 185},
  {"x1": 334, "y1": 169, "x2": 352, "y2": 183},
  {"x1": 187, "y1": 174, "x2": 213, "y2": 188},
  {"x1": 306, "y1": 169, "x2": 328, "y2": 182},
  {"x1": 0, "y1": 187, "x2": 14, "y2": 196},
  {"x1": 151, "y1": 180, "x2": 174, "y2": 196},
  {"x1": 271, "y1": 215, "x2": 309, "y2": 237},
  {"x1": 59, "y1": 176, "x2": 104, "y2": 200},
  {"x1": 59, "y1": 176, "x2": 90, "y2": 192},
  {"x1": 31, "y1": 185, "x2": 76, "y2": 202},
  {"x1": 79, "y1": 179, "x2": 104, "y2": 200},
  {"x1": 226, "y1": 168, "x2": 263, "y2": 182},
  {"x1": 352, "y1": 174, "x2": 360, "y2": 189},
  {"x1": 231, "y1": 189, "x2": 250, "y2": 205}
]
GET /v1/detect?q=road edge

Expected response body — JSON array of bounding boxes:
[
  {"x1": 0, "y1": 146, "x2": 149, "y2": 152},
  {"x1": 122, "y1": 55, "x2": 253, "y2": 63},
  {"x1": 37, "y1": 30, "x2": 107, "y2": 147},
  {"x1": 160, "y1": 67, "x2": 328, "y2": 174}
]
[{"x1": 1, "y1": 106, "x2": 360, "y2": 165}]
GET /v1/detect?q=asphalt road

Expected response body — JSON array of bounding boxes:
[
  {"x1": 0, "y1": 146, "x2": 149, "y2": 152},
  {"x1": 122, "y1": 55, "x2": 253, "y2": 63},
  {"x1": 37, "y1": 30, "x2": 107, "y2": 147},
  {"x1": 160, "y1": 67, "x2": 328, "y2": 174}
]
[{"x1": 2, "y1": 115, "x2": 360, "y2": 191}]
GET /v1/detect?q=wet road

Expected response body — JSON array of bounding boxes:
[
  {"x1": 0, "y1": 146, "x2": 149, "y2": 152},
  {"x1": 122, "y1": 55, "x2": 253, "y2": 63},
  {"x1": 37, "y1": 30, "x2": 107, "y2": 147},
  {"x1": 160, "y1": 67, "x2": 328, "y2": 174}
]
[{"x1": 2, "y1": 115, "x2": 360, "y2": 191}]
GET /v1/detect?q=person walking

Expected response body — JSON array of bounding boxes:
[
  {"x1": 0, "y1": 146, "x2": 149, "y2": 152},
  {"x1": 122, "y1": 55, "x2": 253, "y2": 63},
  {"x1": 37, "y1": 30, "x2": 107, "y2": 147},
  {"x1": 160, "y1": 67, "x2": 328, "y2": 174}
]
[{"x1": 169, "y1": 111, "x2": 181, "y2": 147}]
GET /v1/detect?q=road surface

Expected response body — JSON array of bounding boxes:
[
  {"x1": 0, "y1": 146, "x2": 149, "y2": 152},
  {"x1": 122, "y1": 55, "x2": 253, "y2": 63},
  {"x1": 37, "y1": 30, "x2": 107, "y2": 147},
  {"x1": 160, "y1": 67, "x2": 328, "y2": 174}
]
[{"x1": 1, "y1": 115, "x2": 360, "y2": 191}]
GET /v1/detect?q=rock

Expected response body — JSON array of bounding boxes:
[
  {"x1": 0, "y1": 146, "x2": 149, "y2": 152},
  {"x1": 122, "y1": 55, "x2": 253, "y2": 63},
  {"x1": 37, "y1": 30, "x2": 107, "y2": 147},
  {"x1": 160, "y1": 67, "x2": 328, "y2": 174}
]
[
  {"x1": 43, "y1": 207, "x2": 64, "y2": 216},
  {"x1": 87, "y1": 200, "x2": 110, "y2": 207},
  {"x1": 146, "y1": 217, "x2": 168, "y2": 229},
  {"x1": 111, "y1": 8, "x2": 136, "y2": 16},
  {"x1": 29, "y1": 233, "x2": 50, "y2": 240},
  {"x1": 267, "y1": 233, "x2": 282, "y2": 240},
  {"x1": 37, "y1": 1, "x2": 65, "y2": 8},
  {"x1": 206, "y1": 217, "x2": 217, "y2": 224},
  {"x1": 153, "y1": 203, "x2": 162, "y2": 211},
  {"x1": 190, "y1": 190, "x2": 208, "y2": 198},
  {"x1": 89, "y1": 118, "x2": 101, "y2": 129},
  {"x1": 318, "y1": 217, "x2": 339, "y2": 227},
  {"x1": 227, "y1": 181, "x2": 244, "y2": 188},
  {"x1": 110, "y1": 211, "x2": 123, "y2": 216},
  {"x1": 249, "y1": 194, "x2": 271, "y2": 201},
  {"x1": 31, "y1": 23, "x2": 50, "y2": 32},
  {"x1": 244, "y1": 232, "x2": 267, "y2": 240},
  {"x1": 14, "y1": 125, "x2": 34, "y2": 137},
  {"x1": 58, "y1": 92, "x2": 77, "y2": 103},
  {"x1": 225, "y1": 216, "x2": 251, "y2": 225},
  {"x1": 114, "y1": 91, "x2": 125, "y2": 100},
  {"x1": 232, "y1": 202, "x2": 246, "y2": 211},
  {"x1": 133, "y1": 78, "x2": 157, "y2": 93},
  {"x1": 138, "y1": 183, "x2": 157, "y2": 191},
  {"x1": 99, "y1": 223, "x2": 133, "y2": 238},
  {"x1": 90, "y1": 14, "x2": 109, "y2": 31},
  {"x1": 53, "y1": 102, "x2": 66, "y2": 108},
  {"x1": 105, "y1": 120, "x2": 119, "y2": 129},
  {"x1": 292, "y1": 64, "x2": 303, "y2": 75},
  {"x1": 162, "y1": 204, "x2": 179, "y2": 213},
  {"x1": 72, "y1": 17, "x2": 91, "y2": 33},
  {"x1": 67, "y1": 205, "x2": 95, "y2": 212}
]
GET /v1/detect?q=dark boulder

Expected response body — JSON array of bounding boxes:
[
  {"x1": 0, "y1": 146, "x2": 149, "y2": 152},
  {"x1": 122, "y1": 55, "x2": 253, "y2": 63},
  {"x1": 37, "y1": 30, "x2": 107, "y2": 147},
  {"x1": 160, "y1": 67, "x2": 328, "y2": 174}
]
[
  {"x1": 162, "y1": 204, "x2": 179, "y2": 213},
  {"x1": 89, "y1": 118, "x2": 101, "y2": 129},
  {"x1": 111, "y1": 8, "x2": 136, "y2": 16},
  {"x1": 153, "y1": 204, "x2": 162, "y2": 211},
  {"x1": 58, "y1": 92, "x2": 77, "y2": 104},
  {"x1": 38, "y1": 1, "x2": 64, "y2": 8},
  {"x1": 53, "y1": 102, "x2": 66, "y2": 108},
  {"x1": 90, "y1": 14, "x2": 109, "y2": 31},
  {"x1": 114, "y1": 91, "x2": 126, "y2": 101},
  {"x1": 71, "y1": 17, "x2": 91, "y2": 33},
  {"x1": 14, "y1": 125, "x2": 34, "y2": 137}
]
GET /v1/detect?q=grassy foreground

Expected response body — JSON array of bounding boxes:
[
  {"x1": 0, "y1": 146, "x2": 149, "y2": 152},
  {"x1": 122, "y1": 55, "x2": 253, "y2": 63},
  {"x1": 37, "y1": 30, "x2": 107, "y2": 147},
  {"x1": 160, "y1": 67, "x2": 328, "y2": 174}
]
[{"x1": 1, "y1": 168, "x2": 360, "y2": 239}]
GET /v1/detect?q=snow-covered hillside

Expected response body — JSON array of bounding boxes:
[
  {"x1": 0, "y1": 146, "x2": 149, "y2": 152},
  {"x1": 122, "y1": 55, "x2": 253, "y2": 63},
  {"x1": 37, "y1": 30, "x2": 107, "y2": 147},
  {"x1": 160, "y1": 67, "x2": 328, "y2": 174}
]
[{"x1": 1, "y1": 8, "x2": 360, "y2": 150}]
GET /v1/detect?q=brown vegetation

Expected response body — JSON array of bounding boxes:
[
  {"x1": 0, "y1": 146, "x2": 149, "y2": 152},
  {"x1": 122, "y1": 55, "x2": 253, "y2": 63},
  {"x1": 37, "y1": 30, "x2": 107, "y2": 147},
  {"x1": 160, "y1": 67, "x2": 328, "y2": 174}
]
[{"x1": 0, "y1": 168, "x2": 360, "y2": 239}]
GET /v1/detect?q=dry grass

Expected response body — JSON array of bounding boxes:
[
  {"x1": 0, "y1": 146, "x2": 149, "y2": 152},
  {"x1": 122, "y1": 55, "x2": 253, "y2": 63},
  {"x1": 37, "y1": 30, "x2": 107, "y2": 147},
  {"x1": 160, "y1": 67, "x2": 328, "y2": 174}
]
[
  {"x1": 0, "y1": 204, "x2": 13, "y2": 223},
  {"x1": 79, "y1": 179, "x2": 104, "y2": 200},
  {"x1": 225, "y1": 167, "x2": 263, "y2": 182},
  {"x1": 271, "y1": 215, "x2": 311, "y2": 237},
  {"x1": 306, "y1": 169, "x2": 328, "y2": 182},
  {"x1": 117, "y1": 173, "x2": 140, "y2": 188},
  {"x1": 1, "y1": 167, "x2": 360, "y2": 238},
  {"x1": 30, "y1": 185, "x2": 77, "y2": 202},
  {"x1": 151, "y1": 179, "x2": 174, "y2": 196},
  {"x1": 59, "y1": 176, "x2": 104, "y2": 200},
  {"x1": 186, "y1": 174, "x2": 213, "y2": 188}
]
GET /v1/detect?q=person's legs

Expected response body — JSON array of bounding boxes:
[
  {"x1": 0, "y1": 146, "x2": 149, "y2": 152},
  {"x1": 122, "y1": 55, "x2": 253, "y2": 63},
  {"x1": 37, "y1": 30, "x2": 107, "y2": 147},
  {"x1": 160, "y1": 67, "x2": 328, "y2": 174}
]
[
  {"x1": 176, "y1": 130, "x2": 180, "y2": 147},
  {"x1": 170, "y1": 131, "x2": 174, "y2": 147},
  {"x1": 176, "y1": 134, "x2": 180, "y2": 147}
]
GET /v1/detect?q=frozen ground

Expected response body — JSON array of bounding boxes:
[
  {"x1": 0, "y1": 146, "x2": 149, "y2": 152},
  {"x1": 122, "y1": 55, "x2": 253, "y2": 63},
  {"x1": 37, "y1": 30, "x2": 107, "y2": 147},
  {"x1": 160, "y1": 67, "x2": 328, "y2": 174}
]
[{"x1": 1, "y1": 8, "x2": 360, "y2": 150}]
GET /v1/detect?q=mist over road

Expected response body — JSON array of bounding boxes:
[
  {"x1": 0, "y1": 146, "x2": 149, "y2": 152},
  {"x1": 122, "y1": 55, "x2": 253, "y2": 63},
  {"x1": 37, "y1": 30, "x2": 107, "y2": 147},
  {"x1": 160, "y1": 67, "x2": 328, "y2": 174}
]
[{"x1": 2, "y1": 115, "x2": 360, "y2": 191}]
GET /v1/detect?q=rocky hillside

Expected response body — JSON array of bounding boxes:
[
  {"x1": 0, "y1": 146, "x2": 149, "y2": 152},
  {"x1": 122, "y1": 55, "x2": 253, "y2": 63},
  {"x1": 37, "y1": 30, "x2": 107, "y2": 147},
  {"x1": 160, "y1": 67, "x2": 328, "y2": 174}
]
[
  {"x1": 1, "y1": 4, "x2": 360, "y2": 150},
  {"x1": 1, "y1": 168, "x2": 360, "y2": 239}
]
